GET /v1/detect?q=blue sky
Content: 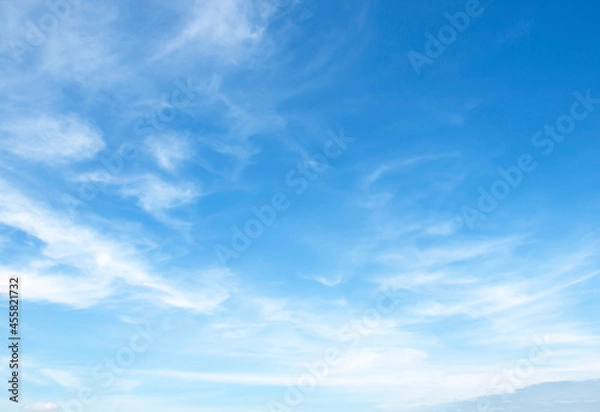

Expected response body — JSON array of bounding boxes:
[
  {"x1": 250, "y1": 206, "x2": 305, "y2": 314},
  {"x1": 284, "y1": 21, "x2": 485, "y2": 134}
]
[{"x1": 1, "y1": 0, "x2": 600, "y2": 411}]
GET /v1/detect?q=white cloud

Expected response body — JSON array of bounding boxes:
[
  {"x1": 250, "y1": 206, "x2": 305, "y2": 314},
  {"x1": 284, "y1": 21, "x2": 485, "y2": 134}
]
[
  {"x1": 118, "y1": 174, "x2": 201, "y2": 217},
  {"x1": 313, "y1": 274, "x2": 343, "y2": 287},
  {"x1": 154, "y1": 0, "x2": 279, "y2": 62},
  {"x1": 39, "y1": 368, "x2": 81, "y2": 389},
  {"x1": 0, "y1": 178, "x2": 230, "y2": 312},
  {"x1": 145, "y1": 133, "x2": 193, "y2": 172},
  {"x1": 22, "y1": 403, "x2": 60, "y2": 411},
  {"x1": 362, "y1": 152, "x2": 461, "y2": 187},
  {"x1": 35, "y1": 2, "x2": 129, "y2": 86},
  {"x1": 0, "y1": 268, "x2": 113, "y2": 308},
  {"x1": 0, "y1": 114, "x2": 104, "y2": 165},
  {"x1": 69, "y1": 171, "x2": 202, "y2": 225}
]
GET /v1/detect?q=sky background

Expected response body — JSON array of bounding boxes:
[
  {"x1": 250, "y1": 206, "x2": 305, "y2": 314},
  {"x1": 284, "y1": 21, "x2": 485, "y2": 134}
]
[{"x1": 0, "y1": 0, "x2": 600, "y2": 411}]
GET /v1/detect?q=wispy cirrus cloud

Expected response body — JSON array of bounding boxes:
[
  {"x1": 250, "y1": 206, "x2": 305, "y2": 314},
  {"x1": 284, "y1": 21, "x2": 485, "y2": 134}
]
[
  {"x1": 118, "y1": 174, "x2": 201, "y2": 219},
  {"x1": 0, "y1": 114, "x2": 104, "y2": 165},
  {"x1": 0, "y1": 1, "x2": 599, "y2": 411},
  {"x1": 145, "y1": 133, "x2": 194, "y2": 173},
  {"x1": 0, "y1": 178, "x2": 230, "y2": 312},
  {"x1": 152, "y1": 0, "x2": 283, "y2": 63}
]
